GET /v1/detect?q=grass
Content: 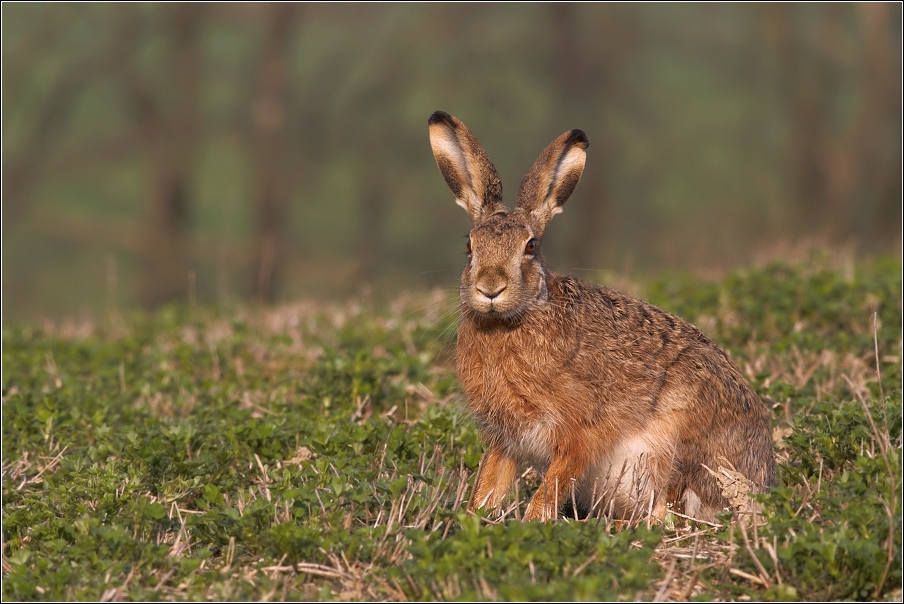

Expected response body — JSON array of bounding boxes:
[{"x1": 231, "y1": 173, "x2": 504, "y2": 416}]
[{"x1": 2, "y1": 253, "x2": 901, "y2": 601}]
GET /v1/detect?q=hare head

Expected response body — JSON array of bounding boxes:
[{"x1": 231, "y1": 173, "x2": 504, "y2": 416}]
[{"x1": 428, "y1": 110, "x2": 588, "y2": 321}]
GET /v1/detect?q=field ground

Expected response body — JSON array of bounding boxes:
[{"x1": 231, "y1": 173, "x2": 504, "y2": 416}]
[{"x1": 2, "y1": 253, "x2": 901, "y2": 601}]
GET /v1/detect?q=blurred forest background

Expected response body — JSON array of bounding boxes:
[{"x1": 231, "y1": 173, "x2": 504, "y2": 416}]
[{"x1": 2, "y1": 3, "x2": 901, "y2": 323}]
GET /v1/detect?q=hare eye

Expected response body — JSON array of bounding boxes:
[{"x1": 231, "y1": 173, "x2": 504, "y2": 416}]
[{"x1": 524, "y1": 238, "x2": 537, "y2": 255}]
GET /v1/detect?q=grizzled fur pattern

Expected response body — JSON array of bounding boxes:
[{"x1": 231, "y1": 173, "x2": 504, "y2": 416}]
[{"x1": 428, "y1": 110, "x2": 775, "y2": 522}]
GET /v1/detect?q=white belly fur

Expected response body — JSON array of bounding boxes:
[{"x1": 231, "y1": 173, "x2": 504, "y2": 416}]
[
  {"x1": 504, "y1": 420, "x2": 553, "y2": 469},
  {"x1": 576, "y1": 433, "x2": 674, "y2": 518}
]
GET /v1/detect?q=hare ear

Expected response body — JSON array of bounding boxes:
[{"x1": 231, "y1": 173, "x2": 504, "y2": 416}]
[
  {"x1": 516, "y1": 129, "x2": 588, "y2": 236},
  {"x1": 428, "y1": 111, "x2": 504, "y2": 223}
]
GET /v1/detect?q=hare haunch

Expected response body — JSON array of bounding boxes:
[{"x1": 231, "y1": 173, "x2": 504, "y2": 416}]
[{"x1": 428, "y1": 110, "x2": 775, "y2": 522}]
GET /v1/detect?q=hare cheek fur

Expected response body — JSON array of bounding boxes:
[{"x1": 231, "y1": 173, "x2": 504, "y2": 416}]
[{"x1": 428, "y1": 110, "x2": 775, "y2": 522}]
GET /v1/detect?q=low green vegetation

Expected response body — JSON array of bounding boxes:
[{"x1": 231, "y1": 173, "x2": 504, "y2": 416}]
[{"x1": 3, "y1": 254, "x2": 901, "y2": 601}]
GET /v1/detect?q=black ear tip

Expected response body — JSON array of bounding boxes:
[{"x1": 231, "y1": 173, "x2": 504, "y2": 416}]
[
  {"x1": 428, "y1": 110, "x2": 456, "y2": 127},
  {"x1": 566, "y1": 129, "x2": 589, "y2": 149}
]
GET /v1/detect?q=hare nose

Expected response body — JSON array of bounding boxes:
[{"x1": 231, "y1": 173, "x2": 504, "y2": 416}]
[{"x1": 477, "y1": 284, "x2": 506, "y2": 299}]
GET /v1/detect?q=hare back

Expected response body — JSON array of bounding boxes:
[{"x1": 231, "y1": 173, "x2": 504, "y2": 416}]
[{"x1": 457, "y1": 273, "x2": 775, "y2": 514}]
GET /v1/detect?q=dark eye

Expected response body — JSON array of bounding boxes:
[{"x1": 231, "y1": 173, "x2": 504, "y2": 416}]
[
  {"x1": 524, "y1": 238, "x2": 537, "y2": 255},
  {"x1": 466, "y1": 237, "x2": 472, "y2": 254}
]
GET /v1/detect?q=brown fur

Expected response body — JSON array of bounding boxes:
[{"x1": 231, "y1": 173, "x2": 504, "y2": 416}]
[{"x1": 428, "y1": 110, "x2": 775, "y2": 522}]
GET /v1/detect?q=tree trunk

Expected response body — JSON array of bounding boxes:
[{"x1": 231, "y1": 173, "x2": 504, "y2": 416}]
[
  {"x1": 136, "y1": 4, "x2": 203, "y2": 308},
  {"x1": 250, "y1": 4, "x2": 298, "y2": 304}
]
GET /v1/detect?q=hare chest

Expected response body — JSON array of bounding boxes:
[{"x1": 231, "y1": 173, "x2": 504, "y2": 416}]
[{"x1": 461, "y1": 345, "x2": 589, "y2": 469}]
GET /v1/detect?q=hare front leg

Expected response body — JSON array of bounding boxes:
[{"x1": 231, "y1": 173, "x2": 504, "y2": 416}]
[
  {"x1": 523, "y1": 455, "x2": 588, "y2": 521},
  {"x1": 468, "y1": 447, "x2": 517, "y2": 513}
]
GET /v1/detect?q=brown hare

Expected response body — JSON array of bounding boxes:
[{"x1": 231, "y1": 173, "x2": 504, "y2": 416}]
[{"x1": 428, "y1": 110, "x2": 775, "y2": 522}]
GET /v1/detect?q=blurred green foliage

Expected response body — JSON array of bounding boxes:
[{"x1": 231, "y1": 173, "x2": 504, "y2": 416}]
[{"x1": 2, "y1": 4, "x2": 901, "y2": 322}]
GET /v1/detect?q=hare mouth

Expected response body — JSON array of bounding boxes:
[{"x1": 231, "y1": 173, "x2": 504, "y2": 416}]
[{"x1": 466, "y1": 301, "x2": 526, "y2": 324}]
